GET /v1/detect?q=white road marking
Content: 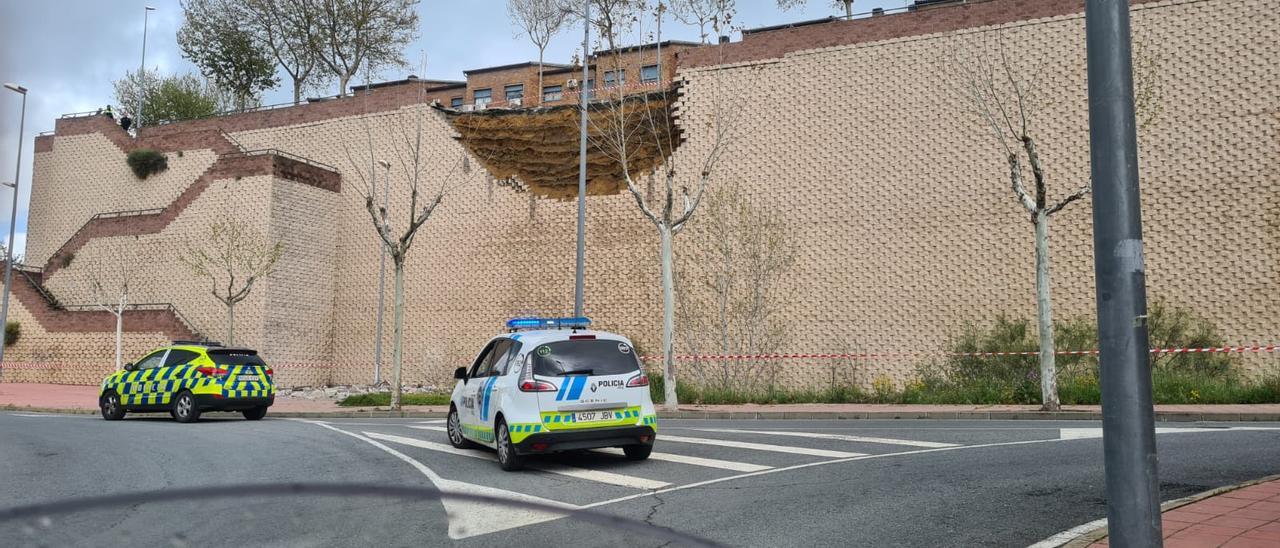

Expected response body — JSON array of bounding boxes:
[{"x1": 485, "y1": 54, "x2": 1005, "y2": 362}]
[
  {"x1": 703, "y1": 429, "x2": 959, "y2": 448},
  {"x1": 416, "y1": 419, "x2": 446, "y2": 424},
  {"x1": 408, "y1": 425, "x2": 447, "y2": 432},
  {"x1": 592, "y1": 448, "x2": 772, "y2": 472},
  {"x1": 365, "y1": 431, "x2": 670, "y2": 490},
  {"x1": 657, "y1": 434, "x2": 866, "y2": 458},
  {"x1": 527, "y1": 462, "x2": 670, "y2": 490},
  {"x1": 1025, "y1": 517, "x2": 1108, "y2": 548},
  {"x1": 300, "y1": 421, "x2": 574, "y2": 539},
  {"x1": 9, "y1": 413, "x2": 80, "y2": 418},
  {"x1": 1058, "y1": 426, "x2": 1280, "y2": 440}
]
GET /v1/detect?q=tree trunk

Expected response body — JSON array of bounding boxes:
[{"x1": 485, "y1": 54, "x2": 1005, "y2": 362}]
[
  {"x1": 1035, "y1": 210, "x2": 1060, "y2": 411},
  {"x1": 338, "y1": 74, "x2": 350, "y2": 97},
  {"x1": 114, "y1": 310, "x2": 123, "y2": 370},
  {"x1": 843, "y1": 1, "x2": 853, "y2": 20},
  {"x1": 292, "y1": 77, "x2": 303, "y2": 105},
  {"x1": 537, "y1": 50, "x2": 545, "y2": 106},
  {"x1": 660, "y1": 225, "x2": 679, "y2": 411},
  {"x1": 226, "y1": 302, "x2": 236, "y2": 345},
  {"x1": 390, "y1": 259, "x2": 405, "y2": 411}
]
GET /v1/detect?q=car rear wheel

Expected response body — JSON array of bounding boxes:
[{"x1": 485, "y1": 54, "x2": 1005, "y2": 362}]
[
  {"x1": 447, "y1": 407, "x2": 475, "y2": 449},
  {"x1": 100, "y1": 392, "x2": 125, "y2": 421},
  {"x1": 172, "y1": 391, "x2": 201, "y2": 423},
  {"x1": 623, "y1": 443, "x2": 653, "y2": 461},
  {"x1": 495, "y1": 420, "x2": 523, "y2": 471},
  {"x1": 242, "y1": 406, "x2": 268, "y2": 421}
]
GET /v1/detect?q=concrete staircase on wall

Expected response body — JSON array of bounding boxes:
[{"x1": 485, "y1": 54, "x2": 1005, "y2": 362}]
[
  {"x1": 24, "y1": 115, "x2": 343, "y2": 342},
  {"x1": 10, "y1": 264, "x2": 199, "y2": 340}
]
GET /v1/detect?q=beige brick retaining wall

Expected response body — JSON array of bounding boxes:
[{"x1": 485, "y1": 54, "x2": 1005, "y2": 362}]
[{"x1": 14, "y1": 0, "x2": 1279, "y2": 389}]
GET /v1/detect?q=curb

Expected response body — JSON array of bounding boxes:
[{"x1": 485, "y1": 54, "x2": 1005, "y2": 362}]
[
  {"x1": 5, "y1": 404, "x2": 1280, "y2": 421},
  {"x1": 1036, "y1": 473, "x2": 1280, "y2": 548}
]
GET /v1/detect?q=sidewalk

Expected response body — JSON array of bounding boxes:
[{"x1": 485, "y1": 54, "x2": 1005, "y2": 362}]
[
  {"x1": 5, "y1": 383, "x2": 1280, "y2": 420},
  {"x1": 1073, "y1": 477, "x2": 1280, "y2": 547}
]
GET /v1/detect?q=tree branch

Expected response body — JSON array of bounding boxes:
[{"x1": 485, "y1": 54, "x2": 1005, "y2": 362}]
[{"x1": 1046, "y1": 182, "x2": 1092, "y2": 216}]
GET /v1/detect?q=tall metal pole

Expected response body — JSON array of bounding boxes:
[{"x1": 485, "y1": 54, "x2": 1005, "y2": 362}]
[
  {"x1": 374, "y1": 162, "x2": 390, "y2": 385},
  {"x1": 0, "y1": 83, "x2": 27, "y2": 367},
  {"x1": 137, "y1": 6, "x2": 155, "y2": 131},
  {"x1": 574, "y1": 0, "x2": 590, "y2": 318},
  {"x1": 1085, "y1": 1, "x2": 1161, "y2": 546}
]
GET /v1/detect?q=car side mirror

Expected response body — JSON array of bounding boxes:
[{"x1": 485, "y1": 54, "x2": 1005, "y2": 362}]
[
  {"x1": 454, "y1": 367, "x2": 467, "y2": 381},
  {"x1": 123, "y1": 362, "x2": 136, "y2": 371}
]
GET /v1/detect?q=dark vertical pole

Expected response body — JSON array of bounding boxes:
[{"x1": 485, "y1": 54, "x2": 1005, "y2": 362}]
[
  {"x1": 575, "y1": 0, "x2": 590, "y2": 318},
  {"x1": 1085, "y1": 1, "x2": 1162, "y2": 546}
]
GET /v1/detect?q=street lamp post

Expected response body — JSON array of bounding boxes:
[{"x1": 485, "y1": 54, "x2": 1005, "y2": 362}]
[
  {"x1": 0, "y1": 82, "x2": 28, "y2": 368},
  {"x1": 136, "y1": 6, "x2": 156, "y2": 131},
  {"x1": 1085, "y1": 1, "x2": 1162, "y2": 545},
  {"x1": 574, "y1": 0, "x2": 589, "y2": 318},
  {"x1": 374, "y1": 160, "x2": 391, "y2": 385}
]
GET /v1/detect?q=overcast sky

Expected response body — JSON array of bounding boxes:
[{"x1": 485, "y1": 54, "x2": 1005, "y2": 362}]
[{"x1": 0, "y1": 0, "x2": 903, "y2": 257}]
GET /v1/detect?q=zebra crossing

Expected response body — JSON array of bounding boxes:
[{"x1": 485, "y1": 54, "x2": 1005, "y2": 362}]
[{"x1": 322, "y1": 420, "x2": 973, "y2": 506}]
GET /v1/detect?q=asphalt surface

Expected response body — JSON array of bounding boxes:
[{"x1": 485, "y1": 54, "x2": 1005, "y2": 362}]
[{"x1": 2, "y1": 412, "x2": 1279, "y2": 547}]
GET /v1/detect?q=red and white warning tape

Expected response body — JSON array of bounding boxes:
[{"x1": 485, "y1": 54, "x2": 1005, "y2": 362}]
[{"x1": 638, "y1": 344, "x2": 1280, "y2": 362}]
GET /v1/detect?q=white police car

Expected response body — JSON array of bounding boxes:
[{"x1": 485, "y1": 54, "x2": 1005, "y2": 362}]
[{"x1": 446, "y1": 317, "x2": 658, "y2": 471}]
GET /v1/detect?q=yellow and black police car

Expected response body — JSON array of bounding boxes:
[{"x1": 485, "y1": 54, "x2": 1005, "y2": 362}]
[{"x1": 98, "y1": 341, "x2": 275, "y2": 422}]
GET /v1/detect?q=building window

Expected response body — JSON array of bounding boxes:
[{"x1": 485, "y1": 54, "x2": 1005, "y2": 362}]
[
  {"x1": 450, "y1": 96, "x2": 463, "y2": 108},
  {"x1": 603, "y1": 70, "x2": 624, "y2": 88},
  {"x1": 504, "y1": 84, "x2": 524, "y2": 101},
  {"x1": 543, "y1": 84, "x2": 563, "y2": 102},
  {"x1": 641, "y1": 64, "x2": 659, "y2": 84},
  {"x1": 474, "y1": 88, "x2": 492, "y2": 106},
  {"x1": 584, "y1": 79, "x2": 595, "y2": 99}
]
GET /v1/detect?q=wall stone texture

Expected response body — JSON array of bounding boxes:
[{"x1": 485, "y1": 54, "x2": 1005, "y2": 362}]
[{"x1": 13, "y1": 0, "x2": 1279, "y2": 389}]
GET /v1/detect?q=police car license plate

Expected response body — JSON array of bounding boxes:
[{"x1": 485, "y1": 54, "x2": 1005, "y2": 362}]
[
  {"x1": 574, "y1": 411, "x2": 616, "y2": 423},
  {"x1": 237, "y1": 374, "x2": 260, "y2": 383}
]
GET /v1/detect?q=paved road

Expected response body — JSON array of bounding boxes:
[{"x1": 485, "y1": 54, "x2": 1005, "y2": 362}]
[{"x1": 2, "y1": 412, "x2": 1278, "y2": 547}]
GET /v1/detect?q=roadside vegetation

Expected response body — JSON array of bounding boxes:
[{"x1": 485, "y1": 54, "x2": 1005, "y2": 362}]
[
  {"x1": 337, "y1": 392, "x2": 451, "y2": 407},
  {"x1": 649, "y1": 302, "x2": 1280, "y2": 406}
]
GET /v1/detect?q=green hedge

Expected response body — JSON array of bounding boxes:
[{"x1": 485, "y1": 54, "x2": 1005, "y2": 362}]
[{"x1": 336, "y1": 392, "x2": 451, "y2": 407}]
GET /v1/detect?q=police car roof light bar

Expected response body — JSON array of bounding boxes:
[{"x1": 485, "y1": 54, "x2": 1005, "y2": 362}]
[{"x1": 506, "y1": 316, "x2": 592, "y2": 331}]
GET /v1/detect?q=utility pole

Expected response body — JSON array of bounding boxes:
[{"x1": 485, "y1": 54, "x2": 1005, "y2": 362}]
[
  {"x1": 574, "y1": 0, "x2": 590, "y2": 318},
  {"x1": 1085, "y1": 1, "x2": 1162, "y2": 546},
  {"x1": 0, "y1": 82, "x2": 27, "y2": 368},
  {"x1": 137, "y1": 6, "x2": 156, "y2": 131}
]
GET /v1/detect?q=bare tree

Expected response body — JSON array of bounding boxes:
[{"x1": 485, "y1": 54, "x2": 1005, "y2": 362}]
[
  {"x1": 83, "y1": 238, "x2": 151, "y2": 370},
  {"x1": 179, "y1": 218, "x2": 283, "y2": 345},
  {"x1": 508, "y1": 0, "x2": 570, "y2": 106},
  {"x1": 776, "y1": 0, "x2": 855, "y2": 20},
  {"x1": 677, "y1": 180, "x2": 796, "y2": 393},
  {"x1": 945, "y1": 33, "x2": 1159, "y2": 411},
  {"x1": 306, "y1": 0, "x2": 421, "y2": 96},
  {"x1": 589, "y1": 2, "x2": 739, "y2": 411},
  {"x1": 245, "y1": 0, "x2": 325, "y2": 104},
  {"x1": 669, "y1": 0, "x2": 735, "y2": 43},
  {"x1": 343, "y1": 79, "x2": 476, "y2": 410}
]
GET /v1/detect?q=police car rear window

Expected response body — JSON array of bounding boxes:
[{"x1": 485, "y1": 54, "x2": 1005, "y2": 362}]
[
  {"x1": 531, "y1": 340, "x2": 640, "y2": 376},
  {"x1": 207, "y1": 350, "x2": 266, "y2": 366}
]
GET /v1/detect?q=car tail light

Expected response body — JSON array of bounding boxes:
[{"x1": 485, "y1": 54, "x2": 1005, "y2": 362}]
[
  {"x1": 264, "y1": 368, "x2": 274, "y2": 377},
  {"x1": 519, "y1": 361, "x2": 557, "y2": 392},
  {"x1": 530, "y1": 442, "x2": 549, "y2": 452},
  {"x1": 627, "y1": 373, "x2": 649, "y2": 387},
  {"x1": 196, "y1": 366, "x2": 221, "y2": 377}
]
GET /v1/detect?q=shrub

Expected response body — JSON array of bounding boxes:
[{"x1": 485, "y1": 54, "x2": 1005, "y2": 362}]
[
  {"x1": 915, "y1": 301, "x2": 1246, "y2": 405},
  {"x1": 58, "y1": 252, "x2": 74, "y2": 268},
  {"x1": 337, "y1": 392, "x2": 450, "y2": 407},
  {"x1": 4, "y1": 321, "x2": 18, "y2": 347},
  {"x1": 126, "y1": 148, "x2": 168, "y2": 179}
]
